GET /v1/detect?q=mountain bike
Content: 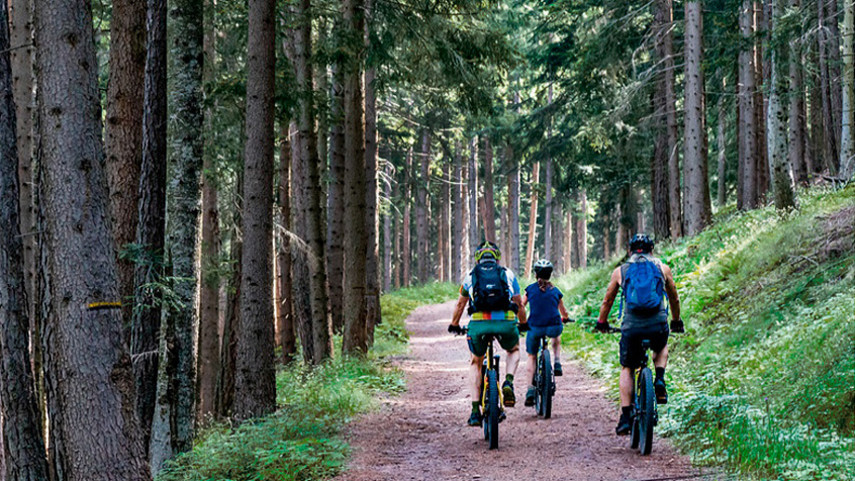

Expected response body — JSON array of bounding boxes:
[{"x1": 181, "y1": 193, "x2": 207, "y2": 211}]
[
  {"x1": 529, "y1": 318, "x2": 574, "y2": 419},
  {"x1": 459, "y1": 326, "x2": 504, "y2": 450},
  {"x1": 597, "y1": 325, "x2": 662, "y2": 456}
]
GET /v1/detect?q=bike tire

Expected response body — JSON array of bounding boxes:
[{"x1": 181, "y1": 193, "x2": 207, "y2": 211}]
[
  {"x1": 539, "y1": 349, "x2": 553, "y2": 419},
  {"x1": 638, "y1": 368, "x2": 656, "y2": 455},
  {"x1": 486, "y1": 369, "x2": 500, "y2": 450}
]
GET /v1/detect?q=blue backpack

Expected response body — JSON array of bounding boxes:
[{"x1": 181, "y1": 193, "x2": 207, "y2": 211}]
[{"x1": 619, "y1": 258, "x2": 665, "y2": 317}]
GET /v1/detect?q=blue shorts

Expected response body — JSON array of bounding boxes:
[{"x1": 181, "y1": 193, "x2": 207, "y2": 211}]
[{"x1": 525, "y1": 324, "x2": 564, "y2": 355}]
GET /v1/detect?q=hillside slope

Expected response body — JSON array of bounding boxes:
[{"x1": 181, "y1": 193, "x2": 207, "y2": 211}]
[{"x1": 556, "y1": 185, "x2": 855, "y2": 480}]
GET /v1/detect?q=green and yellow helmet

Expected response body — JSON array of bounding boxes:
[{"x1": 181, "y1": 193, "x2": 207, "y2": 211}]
[{"x1": 474, "y1": 241, "x2": 501, "y2": 262}]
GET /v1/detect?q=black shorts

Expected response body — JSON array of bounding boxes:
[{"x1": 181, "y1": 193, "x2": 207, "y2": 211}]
[{"x1": 619, "y1": 323, "x2": 669, "y2": 368}]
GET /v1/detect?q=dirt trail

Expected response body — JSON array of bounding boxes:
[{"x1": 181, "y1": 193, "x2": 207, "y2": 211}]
[{"x1": 336, "y1": 301, "x2": 699, "y2": 481}]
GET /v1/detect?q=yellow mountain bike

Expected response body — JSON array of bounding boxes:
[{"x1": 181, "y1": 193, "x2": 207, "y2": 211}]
[{"x1": 461, "y1": 326, "x2": 505, "y2": 450}]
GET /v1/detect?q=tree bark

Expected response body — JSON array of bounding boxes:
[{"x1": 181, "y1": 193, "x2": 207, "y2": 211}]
[
  {"x1": 842, "y1": 0, "x2": 855, "y2": 179},
  {"x1": 683, "y1": 0, "x2": 712, "y2": 236},
  {"x1": 342, "y1": 0, "x2": 369, "y2": 354},
  {"x1": 402, "y1": 148, "x2": 412, "y2": 286},
  {"x1": 149, "y1": 0, "x2": 203, "y2": 470},
  {"x1": 393, "y1": 170, "x2": 402, "y2": 289},
  {"x1": 788, "y1": 0, "x2": 808, "y2": 184},
  {"x1": 215, "y1": 172, "x2": 242, "y2": 419},
  {"x1": 131, "y1": 0, "x2": 167, "y2": 452},
  {"x1": 739, "y1": 0, "x2": 759, "y2": 209},
  {"x1": 827, "y1": 0, "x2": 844, "y2": 162},
  {"x1": 197, "y1": 0, "x2": 220, "y2": 420},
  {"x1": 327, "y1": 64, "x2": 345, "y2": 333},
  {"x1": 655, "y1": 0, "x2": 682, "y2": 238},
  {"x1": 544, "y1": 84, "x2": 553, "y2": 260},
  {"x1": 363, "y1": 0, "x2": 380, "y2": 343},
  {"x1": 481, "y1": 137, "x2": 496, "y2": 243},
  {"x1": 0, "y1": 7, "x2": 49, "y2": 479},
  {"x1": 234, "y1": 0, "x2": 276, "y2": 420},
  {"x1": 755, "y1": 0, "x2": 770, "y2": 199},
  {"x1": 767, "y1": 0, "x2": 797, "y2": 209},
  {"x1": 34, "y1": 0, "x2": 151, "y2": 477},
  {"x1": 452, "y1": 143, "x2": 463, "y2": 282},
  {"x1": 438, "y1": 160, "x2": 449, "y2": 281},
  {"x1": 9, "y1": 0, "x2": 37, "y2": 343},
  {"x1": 105, "y1": 0, "x2": 147, "y2": 329},
  {"x1": 574, "y1": 189, "x2": 587, "y2": 269},
  {"x1": 717, "y1": 78, "x2": 728, "y2": 207},
  {"x1": 651, "y1": 88, "x2": 671, "y2": 240},
  {"x1": 551, "y1": 200, "x2": 564, "y2": 274},
  {"x1": 506, "y1": 146, "x2": 521, "y2": 273},
  {"x1": 384, "y1": 162, "x2": 393, "y2": 292},
  {"x1": 818, "y1": 0, "x2": 839, "y2": 173},
  {"x1": 524, "y1": 162, "x2": 539, "y2": 277},
  {"x1": 467, "y1": 137, "x2": 479, "y2": 255},
  {"x1": 277, "y1": 125, "x2": 296, "y2": 362},
  {"x1": 416, "y1": 130, "x2": 430, "y2": 283}
]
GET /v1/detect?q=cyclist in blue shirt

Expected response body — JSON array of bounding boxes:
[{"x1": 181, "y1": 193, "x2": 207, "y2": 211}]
[{"x1": 522, "y1": 259, "x2": 571, "y2": 407}]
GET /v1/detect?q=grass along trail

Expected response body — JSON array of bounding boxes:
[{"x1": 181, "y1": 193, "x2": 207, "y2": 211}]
[{"x1": 335, "y1": 300, "x2": 700, "y2": 481}]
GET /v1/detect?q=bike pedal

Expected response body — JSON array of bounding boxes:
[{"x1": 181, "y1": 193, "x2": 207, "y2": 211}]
[{"x1": 499, "y1": 411, "x2": 507, "y2": 423}]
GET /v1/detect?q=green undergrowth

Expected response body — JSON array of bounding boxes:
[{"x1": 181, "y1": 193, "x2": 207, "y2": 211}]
[
  {"x1": 157, "y1": 281, "x2": 458, "y2": 481},
  {"x1": 556, "y1": 185, "x2": 855, "y2": 481}
]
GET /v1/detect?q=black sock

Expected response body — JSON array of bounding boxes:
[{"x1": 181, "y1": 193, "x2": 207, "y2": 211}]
[
  {"x1": 621, "y1": 406, "x2": 631, "y2": 418},
  {"x1": 505, "y1": 373, "x2": 514, "y2": 384},
  {"x1": 655, "y1": 367, "x2": 665, "y2": 381},
  {"x1": 472, "y1": 401, "x2": 481, "y2": 414}
]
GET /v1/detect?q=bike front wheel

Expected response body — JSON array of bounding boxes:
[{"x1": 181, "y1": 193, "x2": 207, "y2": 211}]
[
  {"x1": 637, "y1": 367, "x2": 656, "y2": 455},
  {"x1": 485, "y1": 369, "x2": 500, "y2": 449}
]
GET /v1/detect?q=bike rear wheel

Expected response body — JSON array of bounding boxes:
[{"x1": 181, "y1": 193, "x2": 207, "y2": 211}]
[
  {"x1": 536, "y1": 349, "x2": 553, "y2": 418},
  {"x1": 637, "y1": 367, "x2": 656, "y2": 455},
  {"x1": 485, "y1": 369, "x2": 500, "y2": 449}
]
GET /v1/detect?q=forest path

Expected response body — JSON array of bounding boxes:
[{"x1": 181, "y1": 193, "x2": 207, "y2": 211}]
[{"x1": 335, "y1": 301, "x2": 702, "y2": 481}]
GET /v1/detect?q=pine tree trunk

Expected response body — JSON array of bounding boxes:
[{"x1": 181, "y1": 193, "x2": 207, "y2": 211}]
[
  {"x1": 755, "y1": 0, "x2": 770, "y2": 199},
  {"x1": 468, "y1": 137, "x2": 479, "y2": 252},
  {"x1": 393, "y1": 172, "x2": 402, "y2": 289},
  {"x1": 655, "y1": 0, "x2": 682, "y2": 238},
  {"x1": 416, "y1": 130, "x2": 430, "y2": 283},
  {"x1": 438, "y1": 161, "x2": 450, "y2": 281},
  {"x1": 363, "y1": 20, "x2": 380, "y2": 344},
  {"x1": 402, "y1": 148, "x2": 412, "y2": 286},
  {"x1": 651, "y1": 87, "x2": 671, "y2": 240},
  {"x1": 566, "y1": 208, "x2": 575, "y2": 270},
  {"x1": 818, "y1": 0, "x2": 839, "y2": 173},
  {"x1": 34, "y1": 0, "x2": 151, "y2": 477},
  {"x1": 105, "y1": 0, "x2": 146, "y2": 330},
  {"x1": 197, "y1": 0, "x2": 220, "y2": 419},
  {"x1": 481, "y1": 137, "x2": 497, "y2": 243},
  {"x1": 9, "y1": 0, "x2": 37, "y2": 343},
  {"x1": 342, "y1": 0, "x2": 369, "y2": 354},
  {"x1": 739, "y1": 0, "x2": 759, "y2": 209},
  {"x1": 841, "y1": 0, "x2": 855, "y2": 179},
  {"x1": 507, "y1": 147, "x2": 521, "y2": 273},
  {"x1": 277, "y1": 126, "x2": 296, "y2": 362},
  {"x1": 384, "y1": 162, "x2": 393, "y2": 292},
  {"x1": 827, "y1": 0, "x2": 844, "y2": 163},
  {"x1": 788, "y1": 0, "x2": 808, "y2": 184},
  {"x1": 683, "y1": 0, "x2": 712, "y2": 236},
  {"x1": 552, "y1": 201, "x2": 564, "y2": 274},
  {"x1": 767, "y1": 0, "x2": 797, "y2": 209},
  {"x1": 149, "y1": 0, "x2": 203, "y2": 470},
  {"x1": 574, "y1": 189, "x2": 587, "y2": 269},
  {"x1": 215, "y1": 180, "x2": 241, "y2": 418},
  {"x1": 327, "y1": 64, "x2": 345, "y2": 333},
  {"x1": 524, "y1": 162, "x2": 539, "y2": 277},
  {"x1": 717, "y1": 79, "x2": 729, "y2": 206},
  {"x1": 131, "y1": 0, "x2": 167, "y2": 451},
  {"x1": 544, "y1": 84, "x2": 554, "y2": 260},
  {"x1": 1, "y1": 7, "x2": 49, "y2": 478},
  {"x1": 452, "y1": 143, "x2": 463, "y2": 282}
]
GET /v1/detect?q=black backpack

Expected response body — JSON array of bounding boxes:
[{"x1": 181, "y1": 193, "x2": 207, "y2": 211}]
[{"x1": 470, "y1": 260, "x2": 513, "y2": 313}]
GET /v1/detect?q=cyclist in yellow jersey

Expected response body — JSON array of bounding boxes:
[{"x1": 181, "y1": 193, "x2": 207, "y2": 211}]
[{"x1": 449, "y1": 241, "x2": 527, "y2": 426}]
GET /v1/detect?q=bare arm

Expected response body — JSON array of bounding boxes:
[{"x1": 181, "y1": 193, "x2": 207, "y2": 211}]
[
  {"x1": 513, "y1": 294, "x2": 527, "y2": 324},
  {"x1": 597, "y1": 268, "x2": 622, "y2": 325},
  {"x1": 451, "y1": 295, "x2": 468, "y2": 326},
  {"x1": 661, "y1": 264, "x2": 681, "y2": 321},
  {"x1": 558, "y1": 298, "x2": 570, "y2": 319}
]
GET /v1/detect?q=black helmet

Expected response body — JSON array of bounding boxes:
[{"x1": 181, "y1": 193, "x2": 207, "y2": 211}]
[
  {"x1": 533, "y1": 259, "x2": 554, "y2": 280},
  {"x1": 629, "y1": 233, "x2": 654, "y2": 254}
]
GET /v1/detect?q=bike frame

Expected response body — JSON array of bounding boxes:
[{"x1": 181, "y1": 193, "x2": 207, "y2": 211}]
[{"x1": 480, "y1": 336, "x2": 502, "y2": 409}]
